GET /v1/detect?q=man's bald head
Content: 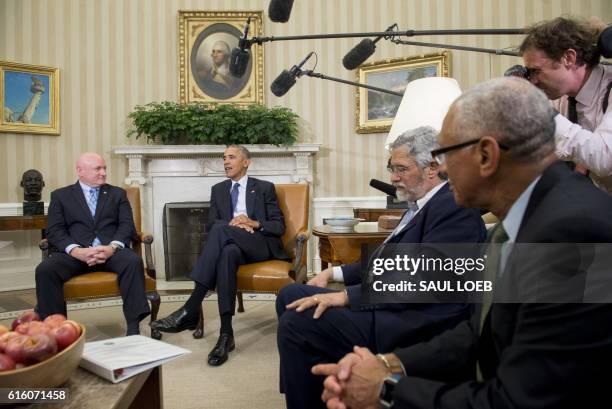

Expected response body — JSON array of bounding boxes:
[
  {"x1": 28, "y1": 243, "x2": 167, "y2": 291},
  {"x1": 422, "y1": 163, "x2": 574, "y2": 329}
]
[
  {"x1": 76, "y1": 152, "x2": 107, "y2": 187},
  {"x1": 438, "y1": 77, "x2": 558, "y2": 216}
]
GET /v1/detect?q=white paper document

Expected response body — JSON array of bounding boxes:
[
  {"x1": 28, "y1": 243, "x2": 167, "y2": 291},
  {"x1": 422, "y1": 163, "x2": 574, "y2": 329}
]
[{"x1": 79, "y1": 335, "x2": 191, "y2": 383}]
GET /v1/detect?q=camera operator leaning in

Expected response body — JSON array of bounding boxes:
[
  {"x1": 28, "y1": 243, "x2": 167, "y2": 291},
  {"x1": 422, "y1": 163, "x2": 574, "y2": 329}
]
[
  {"x1": 314, "y1": 77, "x2": 612, "y2": 409},
  {"x1": 520, "y1": 16, "x2": 612, "y2": 193}
]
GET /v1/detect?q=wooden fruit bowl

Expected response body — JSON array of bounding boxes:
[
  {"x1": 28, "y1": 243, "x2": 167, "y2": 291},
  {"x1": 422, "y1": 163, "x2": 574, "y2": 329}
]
[{"x1": 0, "y1": 324, "x2": 86, "y2": 388}]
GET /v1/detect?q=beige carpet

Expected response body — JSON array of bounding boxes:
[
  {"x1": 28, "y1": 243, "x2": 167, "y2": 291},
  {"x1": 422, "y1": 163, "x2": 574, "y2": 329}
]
[{"x1": 1, "y1": 300, "x2": 286, "y2": 409}]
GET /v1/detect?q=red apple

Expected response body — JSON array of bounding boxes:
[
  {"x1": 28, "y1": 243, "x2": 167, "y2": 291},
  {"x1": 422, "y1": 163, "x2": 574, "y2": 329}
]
[
  {"x1": 0, "y1": 353, "x2": 16, "y2": 371},
  {"x1": 43, "y1": 314, "x2": 67, "y2": 329},
  {"x1": 52, "y1": 322, "x2": 80, "y2": 350},
  {"x1": 63, "y1": 320, "x2": 82, "y2": 336},
  {"x1": 4, "y1": 335, "x2": 30, "y2": 364},
  {"x1": 22, "y1": 333, "x2": 57, "y2": 363},
  {"x1": 0, "y1": 332, "x2": 20, "y2": 353},
  {"x1": 0, "y1": 325, "x2": 9, "y2": 336},
  {"x1": 16, "y1": 321, "x2": 51, "y2": 336},
  {"x1": 11, "y1": 310, "x2": 40, "y2": 330}
]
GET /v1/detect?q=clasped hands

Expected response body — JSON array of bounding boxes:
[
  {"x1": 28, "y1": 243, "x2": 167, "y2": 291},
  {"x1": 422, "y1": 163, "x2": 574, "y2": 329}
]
[
  {"x1": 313, "y1": 346, "x2": 391, "y2": 409},
  {"x1": 70, "y1": 246, "x2": 114, "y2": 266},
  {"x1": 229, "y1": 214, "x2": 261, "y2": 233}
]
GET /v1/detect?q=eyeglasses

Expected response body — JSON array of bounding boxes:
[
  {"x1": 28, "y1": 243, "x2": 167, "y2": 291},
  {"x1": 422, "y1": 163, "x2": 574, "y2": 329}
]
[
  {"x1": 430, "y1": 138, "x2": 509, "y2": 165},
  {"x1": 386, "y1": 165, "x2": 413, "y2": 175}
]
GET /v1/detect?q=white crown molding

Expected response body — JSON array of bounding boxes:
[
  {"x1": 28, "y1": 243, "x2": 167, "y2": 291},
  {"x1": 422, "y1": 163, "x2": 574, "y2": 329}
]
[{"x1": 0, "y1": 203, "x2": 49, "y2": 216}]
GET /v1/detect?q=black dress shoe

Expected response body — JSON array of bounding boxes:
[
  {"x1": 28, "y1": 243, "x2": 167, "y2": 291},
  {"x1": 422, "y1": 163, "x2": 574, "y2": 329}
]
[
  {"x1": 207, "y1": 333, "x2": 235, "y2": 366},
  {"x1": 149, "y1": 307, "x2": 198, "y2": 333}
]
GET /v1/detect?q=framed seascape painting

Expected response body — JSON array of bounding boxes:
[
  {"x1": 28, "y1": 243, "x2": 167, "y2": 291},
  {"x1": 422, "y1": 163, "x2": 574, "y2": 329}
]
[
  {"x1": 355, "y1": 52, "x2": 450, "y2": 134},
  {"x1": 0, "y1": 61, "x2": 60, "y2": 135},
  {"x1": 178, "y1": 11, "x2": 264, "y2": 106}
]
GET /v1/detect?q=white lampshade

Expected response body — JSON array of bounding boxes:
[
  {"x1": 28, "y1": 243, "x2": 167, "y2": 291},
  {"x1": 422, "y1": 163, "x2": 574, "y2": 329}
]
[{"x1": 385, "y1": 77, "x2": 462, "y2": 148}]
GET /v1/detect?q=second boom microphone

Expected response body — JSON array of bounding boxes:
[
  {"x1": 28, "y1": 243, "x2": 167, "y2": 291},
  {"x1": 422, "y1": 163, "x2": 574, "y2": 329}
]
[
  {"x1": 229, "y1": 18, "x2": 252, "y2": 77},
  {"x1": 270, "y1": 51, "x2": 315, "y2": 97},
  {"x1": 342, "y1": 24, "x2": 397, "y2": 70}
]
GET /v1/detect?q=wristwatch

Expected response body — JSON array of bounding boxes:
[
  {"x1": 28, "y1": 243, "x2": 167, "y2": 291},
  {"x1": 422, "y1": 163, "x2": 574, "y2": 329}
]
[
  {"x1": 379, "y1": 374, "x2": 401, "y2": 408},
  {"x1": 110, "y1": 243, "x2": 121, "y2": 254}
]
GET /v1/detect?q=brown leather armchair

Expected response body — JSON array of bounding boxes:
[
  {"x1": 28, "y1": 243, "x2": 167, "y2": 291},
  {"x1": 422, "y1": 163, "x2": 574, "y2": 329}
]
[
  {"x1": 39, "y1": 186, "x2": 162, "y2": 339},
  {"x1": 192, "y1": 183, "x2": 310, "y2": 338}
]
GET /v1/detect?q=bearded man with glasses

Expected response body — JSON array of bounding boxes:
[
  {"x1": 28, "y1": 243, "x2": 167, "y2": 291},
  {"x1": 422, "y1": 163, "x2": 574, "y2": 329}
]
[{"x1": 275, "y1": 126, "x2": 486, "y2": 409}]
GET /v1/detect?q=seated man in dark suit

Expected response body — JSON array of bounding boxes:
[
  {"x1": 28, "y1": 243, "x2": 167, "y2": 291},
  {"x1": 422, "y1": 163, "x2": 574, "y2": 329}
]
[
  {"x1": 316, "y1": 77, "x2": 612, "y2": 409},
  {"x1": 151, "y1": 145, "x2": 288, "y2": 366},
  {"x1": 35, "y1": 152, "x2": 150, "y2": 336},
  {"x1": 276, "y1": 126, "x2": 486, "y2": 409}
]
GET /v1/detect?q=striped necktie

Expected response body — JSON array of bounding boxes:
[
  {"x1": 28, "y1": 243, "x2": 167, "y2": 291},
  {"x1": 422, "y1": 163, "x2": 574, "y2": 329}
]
[
  {"x1": 230, "y1": 183, "x2": 240, "y2": 213},
  {"x1": 566, "y1": 97, "x2": 589, "y2": 176},
  {"x1": 476, "y1": 223, "x2": 509, "y2": 381},
  {"x1": 86, "y1": 188, "x2": 101, "y2": 246},
  {"x1": 383, "y1": 203, "x2": 418, "y2": 244},
  {"x1": 479, "y1": 223, "x2": 509, "y2": 331},
  {"x1": 87, "y1": 188, "x2": 99, "y2": 217}
]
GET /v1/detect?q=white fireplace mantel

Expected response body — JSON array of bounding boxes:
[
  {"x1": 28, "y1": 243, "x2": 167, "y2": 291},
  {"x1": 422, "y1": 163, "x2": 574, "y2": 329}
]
[{"x1": 112, "y1": 143, "x2": 320, "y2": 289}]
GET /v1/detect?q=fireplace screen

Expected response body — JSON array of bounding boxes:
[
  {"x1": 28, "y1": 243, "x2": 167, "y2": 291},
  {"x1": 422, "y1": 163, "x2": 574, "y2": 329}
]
[{"x1": 163, "y1": 202, "x2": 210, "y2": 281}]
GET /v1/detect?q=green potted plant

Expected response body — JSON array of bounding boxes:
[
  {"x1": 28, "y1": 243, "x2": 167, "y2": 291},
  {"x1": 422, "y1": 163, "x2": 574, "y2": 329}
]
[{"x1": 127, "y1": 102, "x2": 299, "y2": 146}]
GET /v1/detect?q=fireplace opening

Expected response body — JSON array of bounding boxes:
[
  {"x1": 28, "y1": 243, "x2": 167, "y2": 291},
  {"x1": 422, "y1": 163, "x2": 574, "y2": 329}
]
[{"x1": 163, "y1": 202, "x2": 210, "y2": 281}]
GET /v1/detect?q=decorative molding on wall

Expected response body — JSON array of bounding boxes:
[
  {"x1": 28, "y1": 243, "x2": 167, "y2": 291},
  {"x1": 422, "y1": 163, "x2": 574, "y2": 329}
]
[{"x1": 0, "y1": 203, "x2": 49, "y2": 216}]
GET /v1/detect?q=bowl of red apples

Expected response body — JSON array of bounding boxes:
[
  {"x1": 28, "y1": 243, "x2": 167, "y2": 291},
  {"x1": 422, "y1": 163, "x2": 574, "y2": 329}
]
[{"x1": 0, "y1": 310, "x2": 85, "y2": 388}]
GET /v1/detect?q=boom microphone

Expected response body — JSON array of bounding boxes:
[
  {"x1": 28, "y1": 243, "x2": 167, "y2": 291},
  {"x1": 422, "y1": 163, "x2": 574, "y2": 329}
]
[
  {"x1": 268, "y1": 0, "x2": 294, "y2": 23},
  {"x1": 229, "y1": 17, "x2": 251, "y2": 77},
  {"x1": 369, "y1": 179, "x2": 397, "y2": 198},
  {"x1": 342, "y1": 24, "x2": 397, "y2": 70},
  {"x1": 271, "y1": 51, "x2": 315, "y2": 97}
]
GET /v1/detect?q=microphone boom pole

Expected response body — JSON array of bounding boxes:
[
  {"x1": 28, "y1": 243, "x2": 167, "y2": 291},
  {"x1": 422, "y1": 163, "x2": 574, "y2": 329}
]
[
  {"x1": 390, "y1": 39, "x2": 519, "y2": 56},
  {"x1": 249, "y1": 28, "x2": 525, "y2": 45},
  {"x1": 301, "y1": 70, "x2": 403, "y2": 96}
]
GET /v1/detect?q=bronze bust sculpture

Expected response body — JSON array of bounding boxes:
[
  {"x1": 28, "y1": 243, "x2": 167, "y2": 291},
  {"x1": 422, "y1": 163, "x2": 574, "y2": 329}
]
[
  {"x1": 21, "y1": 169, "x2": 45, "y2": 202},
  {"x1": 21, "y1": 169, "x2": 45, "y2": 215}
]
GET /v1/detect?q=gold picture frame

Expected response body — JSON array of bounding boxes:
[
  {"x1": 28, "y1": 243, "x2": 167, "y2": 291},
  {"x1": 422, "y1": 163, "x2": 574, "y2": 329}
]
[
  {"x1": 355, "y1": 51, "x2": 450, "y2": 134},
  {"x1": 1, "y1": 61, "x2": 60, "y2": 135},
  {"x1": 178, "y1": 10, "x2": 264, "y2": 106}
]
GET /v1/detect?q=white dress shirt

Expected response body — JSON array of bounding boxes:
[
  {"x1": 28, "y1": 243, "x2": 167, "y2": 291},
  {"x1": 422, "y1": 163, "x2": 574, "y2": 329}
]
[
  {"x1": 553, "y1": 64, "x2": 612, "y2": 193},
  {"x1": 498, "y1": 176, "x2": 540, "y2": 275}
]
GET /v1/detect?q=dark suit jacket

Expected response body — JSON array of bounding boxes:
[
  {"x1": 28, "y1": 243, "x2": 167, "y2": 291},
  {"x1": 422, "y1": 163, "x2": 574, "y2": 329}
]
[
  {"x1": 46, "y1": 182, "x2": 136, "y2": 251},
  {"x1": 392, "y1": 161, "x2": 612, "y2": 409},
  {"x1": 342, "y1": 183, "x2": 487, "y2": 351},
  {"x1": 207, "y1": 177, "x2": 288, "y2": 261}
]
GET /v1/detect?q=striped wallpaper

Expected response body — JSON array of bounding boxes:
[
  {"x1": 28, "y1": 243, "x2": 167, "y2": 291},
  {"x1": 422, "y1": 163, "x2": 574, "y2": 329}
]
[{"x1": 0, "y1": 0, "x2": 610, "y2": 202}]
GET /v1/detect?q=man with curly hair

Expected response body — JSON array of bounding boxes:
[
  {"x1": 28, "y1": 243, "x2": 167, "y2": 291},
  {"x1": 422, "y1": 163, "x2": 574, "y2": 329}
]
[{"x1": 519, "y1": 16, "x2": 612, "y2": 193}]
